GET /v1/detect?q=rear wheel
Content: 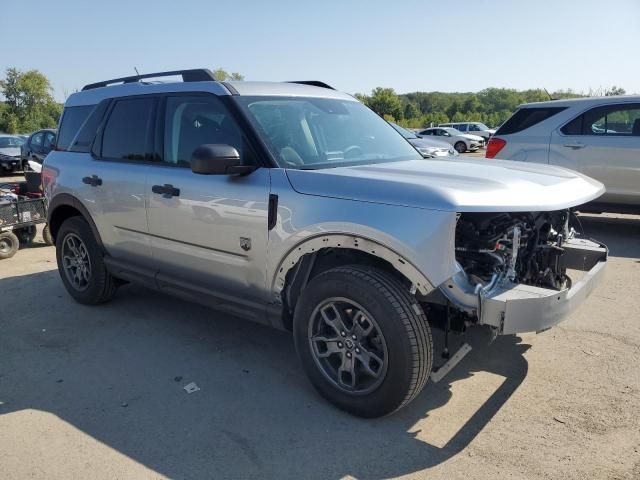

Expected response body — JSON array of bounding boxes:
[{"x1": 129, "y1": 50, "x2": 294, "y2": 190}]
[
  {"x1": 56, "y1": 216, "x2": 117, "y2": 304},
  {"x1": 0, "y1": 231, "x2": 19, "y2": 259},
  {"x1": 454, "y1": 141, "x2": 467, "y2": 153},
  {"x1": 294, "y1": 265, "x2": 433, "y2": 417}
]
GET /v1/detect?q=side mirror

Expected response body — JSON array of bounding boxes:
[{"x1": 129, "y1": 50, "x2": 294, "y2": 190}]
[{"x1": 190, "y1": 144, "x2": 255, "y2": 175}]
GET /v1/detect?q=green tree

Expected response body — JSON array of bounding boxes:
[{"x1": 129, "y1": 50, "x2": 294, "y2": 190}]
[
  {"x1": 366, "y1": 87, "x2": 403, "y2": 120},
  {"x1": 403, "y1": 102, "x2": 419, "y2": 120},
  {"x1": 0, "y1": 67, "x2": 61, "y2": 133},
  {"x1": 211, "y1": 68, "x2": 244, "y2": 81}
]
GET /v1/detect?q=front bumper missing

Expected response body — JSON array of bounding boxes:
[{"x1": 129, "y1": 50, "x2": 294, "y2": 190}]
[{"x1": 481, "y1": 238, "x2": 607, "y2": 334}]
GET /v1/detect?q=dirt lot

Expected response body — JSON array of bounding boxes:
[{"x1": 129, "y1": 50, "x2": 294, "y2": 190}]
[{"x1": 0, "y1": 173, "x2": 639, "y2": 479}]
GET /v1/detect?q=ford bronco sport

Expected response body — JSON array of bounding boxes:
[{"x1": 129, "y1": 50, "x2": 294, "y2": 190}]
[{"x1": 44, "y1": 69, "x2": 607, "y2": 417}]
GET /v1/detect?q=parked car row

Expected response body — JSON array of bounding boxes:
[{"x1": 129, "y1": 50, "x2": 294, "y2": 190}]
[
  {"x1": 0, "y1": 129, "x2": 57, "y2": 174},
  {"x1": 487, "y1": 95, "x2": 640, "y2": 213},
  {"x1": 389, "y1": 122, "x2": 458, "y2": 158}
]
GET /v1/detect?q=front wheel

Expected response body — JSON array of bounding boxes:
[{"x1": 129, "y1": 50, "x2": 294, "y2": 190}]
[
  {"x1": 454, "y1": 141, "x2": 467, "y2": 153},
  {"x1": 294, "y1": 265, "x2": 433, "y2": 417},
  {"x1": 56, "y1": 216, "x2": 117, "y2": 304}
]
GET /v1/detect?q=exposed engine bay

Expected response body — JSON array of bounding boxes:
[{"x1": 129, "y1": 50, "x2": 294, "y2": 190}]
[{"x1": 455, "y1": 210, "x2": 572, "y2": 291}]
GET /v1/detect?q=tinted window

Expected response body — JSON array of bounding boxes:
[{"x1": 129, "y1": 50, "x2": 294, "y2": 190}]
[
  {"x1": 561, "y1": 115, "x2": 583, "y2": 135},
  {"x1": 30, "y1": 132, "x2": 44, "y2": 148},
  {"x1": 57, "y1": 105, "x2": 94, "y2": 150},
  {"x1": 163, "y1": 95, "x2": 245, "y2": 166},
  {"x1": 584, "y1": 104, "x2": 640, "y2": 136},
  {"x1": 102, "y1": 98, "x2": 154, "y2": 160},
  {"x1": 497, "y1": 107, "x2": 566, "y2": 135},
  {"x1": 43, "y1": 132, "x2": 56, "y2": 150},
  {"x1": 70, "y1": 100, "x2": 110, "y2": 153},
  {"x1": 468, "y1": 124, "x2": 481, "y2": 131}
]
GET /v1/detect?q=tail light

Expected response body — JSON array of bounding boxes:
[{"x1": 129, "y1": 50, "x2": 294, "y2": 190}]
[{"x1": 485, "y1": 137, "x2": 506, "y2": 159}]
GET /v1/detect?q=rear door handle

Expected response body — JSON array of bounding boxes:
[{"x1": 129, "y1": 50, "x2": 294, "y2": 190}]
[
  {"x1": 82, "y1": 175, "x2": 102, "y2": 186},
  {"x1": 152, "y1": 184, "x2": 180, "y2": 197},
  {"x1": 563, "y1": 143, "x2": 586, "y2": 149}
]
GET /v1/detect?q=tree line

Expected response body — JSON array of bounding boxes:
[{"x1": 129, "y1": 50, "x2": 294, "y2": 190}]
[
  {"x1": 0, "y1": 66, "x2": 627, "y2": 134},
  {"x1": 356, "y1": 85, "x2": 627, "y2": 129}
]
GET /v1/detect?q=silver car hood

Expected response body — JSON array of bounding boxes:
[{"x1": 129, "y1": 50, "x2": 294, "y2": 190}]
[
  {"x1": 0, "y1": 146, "x2": 21, "y2": 157},
  {"x1": 286, "y1": 158, "x2": 605, "y2": 212}
]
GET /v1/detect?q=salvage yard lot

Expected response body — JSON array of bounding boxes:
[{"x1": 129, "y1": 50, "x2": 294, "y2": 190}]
[{"x1": 0, "y1": 176, "x2": 639, "y2": 479}]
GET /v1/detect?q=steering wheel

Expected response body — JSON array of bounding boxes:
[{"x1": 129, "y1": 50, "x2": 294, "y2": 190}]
[{"x1": 343, "y1": 145, "x2": 363, "y2": 159}]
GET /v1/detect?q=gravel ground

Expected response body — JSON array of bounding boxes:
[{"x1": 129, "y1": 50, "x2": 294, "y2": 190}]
[{"x1": 0, "y1": 173, "x2": 639, "y2": 479}]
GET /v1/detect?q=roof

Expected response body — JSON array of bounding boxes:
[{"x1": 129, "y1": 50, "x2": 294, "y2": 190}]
[
  {"x1": 520, "y1": 94, "x2": 640, "y2": 109},
  {"x1": 66, "y1": 79, "x2": 355, "y2": 107}
]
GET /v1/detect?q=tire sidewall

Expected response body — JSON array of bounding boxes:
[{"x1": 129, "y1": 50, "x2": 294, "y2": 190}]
[
  {"x1": 55, "y1": 216, "x2": 109, "y2": 304},
  {"x1": 294, "y1": 268, "x2": 420, "y2": 417},
  {"x1": 454, "y1": 141, "x2": 467, "y2": 153}
]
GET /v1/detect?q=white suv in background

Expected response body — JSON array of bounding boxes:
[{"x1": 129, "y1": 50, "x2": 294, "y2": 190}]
[
  {"x1": 439, "y1": 122, "x2": 495, "y2": 141},
  {"x1": 486, "y1": 96, "x2": 640, "y2": 213}
]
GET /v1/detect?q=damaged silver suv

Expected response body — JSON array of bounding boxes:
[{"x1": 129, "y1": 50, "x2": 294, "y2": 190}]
[{"x1": 44, "y1": 69, "x2": 607, "y2": 417}]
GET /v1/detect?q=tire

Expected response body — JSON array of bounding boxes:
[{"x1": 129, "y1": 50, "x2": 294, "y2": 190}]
[
  {"x1": 42, "y1": 224, "x2": 54, "y2": 246},
  {"x1": 55, "y1": 216, "x2": 117, "y2": 305},
  {"x1": 454, "y1": 141, "x2": 467, "y2": 154},
  {"x1": 293, "y1": 265, "x2": 433, "y2": 418},
  {"x1": 0, "y1": 231, "x2": 19, "y2": 259}
]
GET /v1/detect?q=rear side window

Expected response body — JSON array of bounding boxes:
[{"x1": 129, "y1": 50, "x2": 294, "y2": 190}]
[
  {"x1": 57, "y1": 105, "x2": 94, "y2": 150},
  {"x1": 561, "y1": 103, "x2": 640, "y2": 136},
  {"x1": 101, "y1": 98, "x2": 154, "y2": 160},
  {"x1": 497, "y1": 107, "x2": 566, "y2": 135},
  {"x1": 69, "y1": 100, "x2": 110, "y2": 153}
]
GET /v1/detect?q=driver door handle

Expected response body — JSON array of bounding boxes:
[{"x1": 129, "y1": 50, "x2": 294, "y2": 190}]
[
  {"x1": 152, "y1": 184, "x2": 180, "y2": 197},
  {"x1": 563, "y1": 143, "x2": 586, "y2": 149}
]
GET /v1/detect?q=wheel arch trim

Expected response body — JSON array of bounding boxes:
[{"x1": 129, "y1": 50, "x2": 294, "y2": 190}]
[
  {"x1": 271, "y1": 233, "x2": 434, "y2": 304},
  {"x1": 47, "y1": 193, "x2": 104, "y2": 248}
]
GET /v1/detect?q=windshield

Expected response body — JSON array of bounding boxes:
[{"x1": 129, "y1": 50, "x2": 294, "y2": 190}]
[
  {"x1": 0, "y1": 136, "x2": 24, "y2": 148},
  {"x1": 236, "y1": 96, "x2": 421, "y2": 169},
  {"x1": 443, "y1": 127, "x2": 462, "y2": 135},
  {"x1": 389, "y1": 122, "x2": 418, "y2": 139},
  {"x1": 476, "y1": 123, "x2": 490, "y2": 130}
]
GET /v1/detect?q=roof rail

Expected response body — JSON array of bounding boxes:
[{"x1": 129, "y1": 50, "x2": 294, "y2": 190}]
[
  {"x1": 287, "y1": 80, "x2": 335, "y2": 90},
  {"x1": 81, "y1": 68, "x2": 216, "y2": 91}
]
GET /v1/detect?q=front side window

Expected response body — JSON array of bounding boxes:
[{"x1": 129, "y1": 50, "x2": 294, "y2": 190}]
[
  {"x1": 236, "y1": 96, "x2": 421, "y2": 169},
  {"x1": 163, "y1": 95, "x2": 245, "y2": 166},
  {"x1": 43, "y1": 131, "x2": 56, "y2": 150},
  {"x1": 101, "y1": 98, "x2": 154, "y2": 160},
  {"x1": 30, "y1": 132, "x2": 44, "y2": 148},
  {"x1": 468, "y1": 124, "x2": 481, "y2": 131}
]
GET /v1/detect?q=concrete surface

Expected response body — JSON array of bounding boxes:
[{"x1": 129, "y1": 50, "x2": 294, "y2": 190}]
[{"x1": 0, "y1": 174, "x2": 639, "y2": 479}]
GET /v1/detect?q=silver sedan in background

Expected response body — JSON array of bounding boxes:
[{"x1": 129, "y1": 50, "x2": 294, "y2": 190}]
[{"x1": 389, "y1": 122, "x2": 458, "y2": 158}]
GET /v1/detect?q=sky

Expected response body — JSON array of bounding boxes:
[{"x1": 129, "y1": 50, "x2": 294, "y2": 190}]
[{"x1": 3, "y1": 0, "x2": 639, "y2": 102}]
